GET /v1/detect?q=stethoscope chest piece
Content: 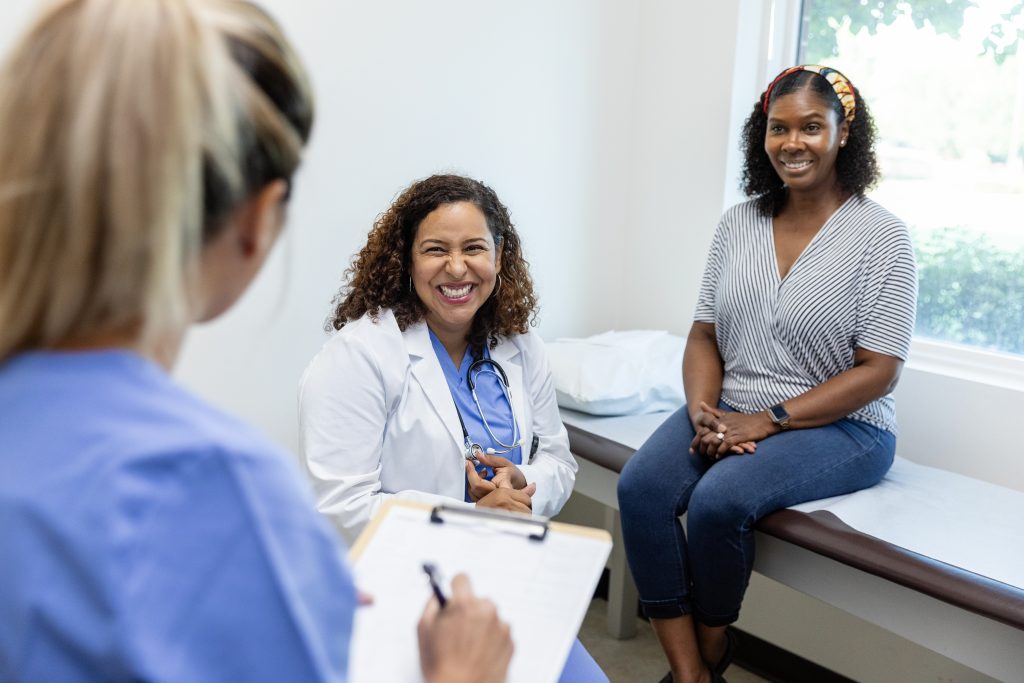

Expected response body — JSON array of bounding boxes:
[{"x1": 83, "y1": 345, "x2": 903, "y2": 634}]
[
  {"x1": 467, "y1": 358, "x2": 522, "y2": 453},
  {"x1": 454, "y1": 358, "x2": 522, "y2": 466}
]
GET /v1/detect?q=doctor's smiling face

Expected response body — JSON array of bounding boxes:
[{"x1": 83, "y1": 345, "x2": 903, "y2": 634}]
[
  {"x1": 327, "y1": 174, "x2": 536, "y2": 356},
  {"x1": 411, "y1": 201, "x2": 502, "y2": 344}
]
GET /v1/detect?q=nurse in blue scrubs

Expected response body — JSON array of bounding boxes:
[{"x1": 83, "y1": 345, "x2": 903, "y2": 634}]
[
  {"x1": 301, "y1": 174, "x2": 608, "y2": 682},
  {"x1": 0, "y1": 3, "x2": 511, "y2": 682}
]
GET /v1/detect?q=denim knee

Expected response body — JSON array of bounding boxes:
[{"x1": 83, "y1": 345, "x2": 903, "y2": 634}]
[
  {"x1": 687, "y1": 474, "x2": 756, "y2": 534},
  {"x1": 617, "y1": 459, "x2": 635, "y2": 504},
  {"x1": 616, "y1": 457, "x2": 646, "y2": 517},
  {"x1": 618, "y1": 449, "x2": 690, "y2": 521}
]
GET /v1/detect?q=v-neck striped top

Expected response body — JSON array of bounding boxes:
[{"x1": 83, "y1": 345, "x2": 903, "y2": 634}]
[{"x1": 694, "y1": 195, "x2": 917, "y2": 434}]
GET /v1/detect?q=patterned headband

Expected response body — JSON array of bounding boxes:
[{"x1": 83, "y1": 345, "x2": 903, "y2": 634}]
[{"x1": 762, "y1": 65, "x2": 856, "y2": 123}]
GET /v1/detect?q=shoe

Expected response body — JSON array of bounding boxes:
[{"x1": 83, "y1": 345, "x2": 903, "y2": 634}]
[
  {"x1": 657, "y1": 669, "x2": 727, "y2": 683},
  {"x1": 712, "y1": 627, "x2": 737, "y2": 676}
]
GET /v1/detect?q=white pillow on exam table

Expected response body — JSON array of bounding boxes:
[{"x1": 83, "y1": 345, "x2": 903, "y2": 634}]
[{"x1": 545, "y1": 330, "x2": 684, "y2": 416}]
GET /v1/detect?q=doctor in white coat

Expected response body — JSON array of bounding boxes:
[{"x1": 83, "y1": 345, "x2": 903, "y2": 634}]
[
  {"x1": 299, "y1": 174, "x2": 577, "y2": 545},
  {"x1": 300, "y1": 175, "x2": 604, "y2": 683}
]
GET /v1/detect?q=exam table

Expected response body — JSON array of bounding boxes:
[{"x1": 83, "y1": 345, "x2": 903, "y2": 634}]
[{"x1": 560, "y1": 408, "x2": 1024, "y2": 682}]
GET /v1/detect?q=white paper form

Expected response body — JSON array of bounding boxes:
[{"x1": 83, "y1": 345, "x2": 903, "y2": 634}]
[{"x1": 348, "y1": 504, "x2": 611, "y2": 683}]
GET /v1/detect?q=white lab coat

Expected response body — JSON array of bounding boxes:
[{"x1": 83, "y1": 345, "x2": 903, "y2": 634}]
[{"x1": 299, "y1": 309, "x2": 577, "y2": 544}]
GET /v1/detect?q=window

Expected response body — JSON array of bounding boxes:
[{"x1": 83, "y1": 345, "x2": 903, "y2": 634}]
[{"x1": 800, "y1": 0, "x2": 1024, "y2": 357}]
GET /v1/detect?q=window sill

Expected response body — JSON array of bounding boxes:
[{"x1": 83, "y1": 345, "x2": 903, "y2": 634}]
[{"x1": 905, "y1": 338, "x2": 1024, "y2": 393}]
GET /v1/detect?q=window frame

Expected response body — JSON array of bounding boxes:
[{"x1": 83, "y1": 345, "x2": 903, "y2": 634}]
[{"x1": 725, "y1": 0, "x2": 1024, "y2": 391}]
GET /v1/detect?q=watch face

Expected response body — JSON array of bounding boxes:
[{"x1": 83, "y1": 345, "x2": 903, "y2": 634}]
[{"x1": 770, "y1": 404, "x2": 788, "y2": 422}]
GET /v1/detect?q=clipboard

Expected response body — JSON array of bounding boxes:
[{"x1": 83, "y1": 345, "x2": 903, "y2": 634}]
[{"x1": 347, "y1": 500, "x2": 612, "y2": 683}]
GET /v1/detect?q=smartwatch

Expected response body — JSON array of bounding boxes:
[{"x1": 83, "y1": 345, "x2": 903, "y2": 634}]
[{"x1": 768, "y1": 403, "x2": 791, "y2": 430}]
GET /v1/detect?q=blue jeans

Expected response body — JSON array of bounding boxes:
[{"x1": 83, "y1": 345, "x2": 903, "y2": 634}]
[{"x1": 617, "y1": 403, "x2": 894, "y2": 626}]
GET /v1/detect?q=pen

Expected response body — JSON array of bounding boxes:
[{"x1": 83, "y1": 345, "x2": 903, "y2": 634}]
[{"x1": 422, "y1": 562, "x2": 448, "y2": 607}]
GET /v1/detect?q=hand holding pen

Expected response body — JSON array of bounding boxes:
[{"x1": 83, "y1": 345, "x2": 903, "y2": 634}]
[{"x1": 417, "y1": 572, "x2": 513, "y2": 683}]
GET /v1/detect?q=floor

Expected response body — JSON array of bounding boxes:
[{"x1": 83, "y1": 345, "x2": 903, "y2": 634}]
[{"x1": 577, "y1": 598, "x2": 769, "y2": 683}]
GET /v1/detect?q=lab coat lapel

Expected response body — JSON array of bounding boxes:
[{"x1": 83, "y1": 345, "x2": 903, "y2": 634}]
[
  {"x1": 404, "y1": 321, "x2": 465, "y2": 451},
  {"x1": 490, "y1": 338, "x2": 525, "y2": 434}
]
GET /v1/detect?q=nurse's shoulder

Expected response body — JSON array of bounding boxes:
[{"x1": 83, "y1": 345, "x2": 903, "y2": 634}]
[
  {"x1": 117, "y1": 382, "x2": 356, "y2": 682},
  {"x1": 118, "y1": 361, "x2": 326, "y2": 527}
]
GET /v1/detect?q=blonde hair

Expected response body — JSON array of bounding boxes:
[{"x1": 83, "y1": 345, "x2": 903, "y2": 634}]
[{"x1": 0, "y1": 0, "x2": 313, "y2": 361}]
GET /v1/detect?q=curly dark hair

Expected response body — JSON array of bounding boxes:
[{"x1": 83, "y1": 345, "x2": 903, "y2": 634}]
[
  {"x1": 740, "y1": 68, "x2": 879, "y2": 217},
  {"x1": 327, "y1": 174, "x2": 538, "y2": 355}
]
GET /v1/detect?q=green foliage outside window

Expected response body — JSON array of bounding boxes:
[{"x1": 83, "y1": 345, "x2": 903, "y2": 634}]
[
  {"x1": 805, "y1": 0, "x2": 977, "y2": 59},
  {"x1": 805, "y1": 0, "x2": 1024, "y2": 61},
  {"x1": 913, "y1": 228, "x2": 1024, "y2": 354},
  {"x1": 804, "y1": 0, "x2": 1024, "y2": 357}
]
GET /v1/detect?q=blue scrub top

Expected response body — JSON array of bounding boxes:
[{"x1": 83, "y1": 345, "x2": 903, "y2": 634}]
[
  {"x1": 0, "y1": 350, "x2": 355, "y2": 682},
  {"x1": 428, "y1": 331, "x2": 522, "y2": 480}
]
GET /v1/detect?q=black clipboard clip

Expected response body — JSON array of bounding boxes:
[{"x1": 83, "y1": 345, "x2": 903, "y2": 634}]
[{"x1": 430, "y1": 504, "x2": 549, "y2": 541}]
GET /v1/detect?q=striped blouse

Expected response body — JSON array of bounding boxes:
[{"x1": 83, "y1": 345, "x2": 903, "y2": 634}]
[{"x1": 694, "y1": 195, "x2": 918, "y2": 434}]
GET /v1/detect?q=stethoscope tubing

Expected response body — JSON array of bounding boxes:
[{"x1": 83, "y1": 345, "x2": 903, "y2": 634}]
[{"x1": 467, "y1": 359, "x2": 522, "y2": 451}]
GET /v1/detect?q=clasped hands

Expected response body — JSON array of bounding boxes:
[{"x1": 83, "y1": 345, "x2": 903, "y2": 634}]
[
  {"x1": 690, "y1": 400, "x2": 777, "y2": 462},
  {"x1": 465, "y1": 452, "x2": 535, "y2": 514}
]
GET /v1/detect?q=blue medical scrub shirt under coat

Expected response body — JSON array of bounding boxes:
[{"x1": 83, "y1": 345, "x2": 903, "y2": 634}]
[
  {"x1": 427, "y1": 332, "x2": 609, "y2": 683},
  {"x1": 429, "y1": 330, "x2": 523, "y2": 479}
]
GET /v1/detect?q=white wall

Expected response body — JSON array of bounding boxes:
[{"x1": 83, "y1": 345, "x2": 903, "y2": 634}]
[
  {"x1": 170, "y1": 0, "x2": 643, "y2": 453},
  {"x1": 604, "y1": 0, "x2": 742, "y2": 333},
  {"x1": 896, "y1": 361, "x2": 1024, "y2": 491}
]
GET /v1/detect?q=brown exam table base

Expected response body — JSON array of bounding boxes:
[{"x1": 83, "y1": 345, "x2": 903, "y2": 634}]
[{"x1": 561, "y1": 409, "x2": 1024, "y2": 682}]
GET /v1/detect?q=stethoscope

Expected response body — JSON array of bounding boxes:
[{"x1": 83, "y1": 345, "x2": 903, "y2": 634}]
[{"x1": 455, "y1": 358, "x2": 523, "y2": 463}]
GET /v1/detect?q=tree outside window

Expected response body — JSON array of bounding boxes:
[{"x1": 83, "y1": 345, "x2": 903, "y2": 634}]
[{"x1": 802, "y1": 0, "x2": 1024, "y2": 355}]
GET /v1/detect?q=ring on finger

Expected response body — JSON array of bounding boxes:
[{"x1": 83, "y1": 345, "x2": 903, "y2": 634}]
[{"x1": 716, "y1": 432, "x2": 725, "y2": 441}]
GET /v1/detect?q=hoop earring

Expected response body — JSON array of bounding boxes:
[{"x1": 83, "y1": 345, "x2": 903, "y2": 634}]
[
  {"x1": 491, "y1": 274, "x2": 502, "y2": 299},
  {"x1": 408, "y1": 276, "x2": 414, "y2": 293}
]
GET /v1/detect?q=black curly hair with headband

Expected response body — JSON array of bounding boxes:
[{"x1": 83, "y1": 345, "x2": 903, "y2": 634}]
[{"x1": 740, "y1": 68, "x2": 880, "y2": 217}]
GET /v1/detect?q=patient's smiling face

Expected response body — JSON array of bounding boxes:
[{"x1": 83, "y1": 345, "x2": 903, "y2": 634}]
[
  {"x1": 764, "y1": 88, "x2": 849, "y2": 197},
  {"x1": 411, "y1": 201, "x2": 502, "y2": 345}
]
